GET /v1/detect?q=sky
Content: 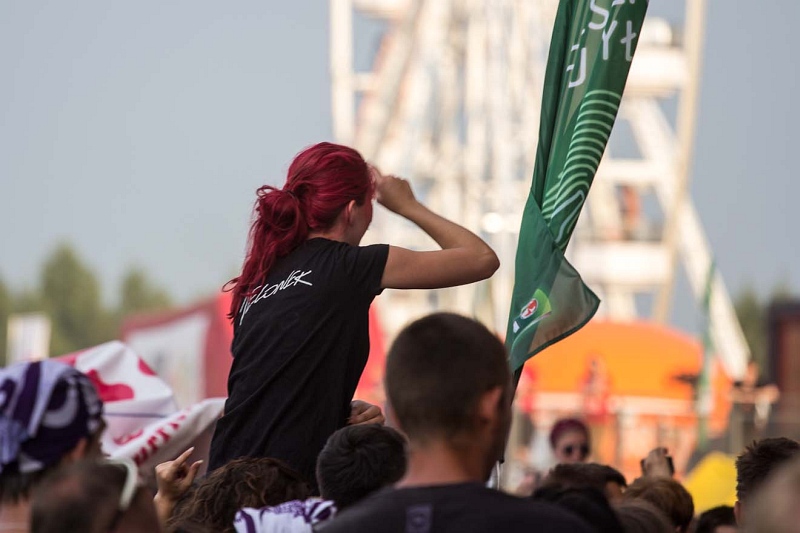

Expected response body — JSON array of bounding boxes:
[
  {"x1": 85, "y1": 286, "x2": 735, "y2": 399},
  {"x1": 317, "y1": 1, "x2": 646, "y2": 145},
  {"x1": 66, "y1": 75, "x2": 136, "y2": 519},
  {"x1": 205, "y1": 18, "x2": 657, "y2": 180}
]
[{"x1": 1, "y1": 0, "x2": 798, "y2": 320}]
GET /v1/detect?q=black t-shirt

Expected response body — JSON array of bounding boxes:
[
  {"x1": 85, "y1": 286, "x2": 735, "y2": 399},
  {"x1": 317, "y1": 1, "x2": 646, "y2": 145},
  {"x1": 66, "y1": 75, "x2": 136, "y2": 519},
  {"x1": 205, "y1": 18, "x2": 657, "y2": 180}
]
[
  {"x1": 318, "y1": 483, "x2": 594, "y2": 533},
  {"x1": 208, "y1": 238, "x2": 389, "y2": 486}
]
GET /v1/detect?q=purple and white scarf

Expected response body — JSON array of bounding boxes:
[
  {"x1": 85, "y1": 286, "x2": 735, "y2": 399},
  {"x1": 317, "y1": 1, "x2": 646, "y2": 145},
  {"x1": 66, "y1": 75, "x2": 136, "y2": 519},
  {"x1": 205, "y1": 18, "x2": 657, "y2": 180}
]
[
  {"x1": 0, "y1": 360, "x2": 103, "y2": 474},
  {"x1": 234, "y1": 498, "x2": 337, "y2": 533}
]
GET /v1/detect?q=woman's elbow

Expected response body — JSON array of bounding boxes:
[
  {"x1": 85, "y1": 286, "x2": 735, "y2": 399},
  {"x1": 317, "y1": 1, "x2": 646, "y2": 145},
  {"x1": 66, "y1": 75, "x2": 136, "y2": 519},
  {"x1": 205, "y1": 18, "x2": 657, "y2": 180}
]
[{"x1": 478, "y1": 250, "x2": 500, "y2": 280}]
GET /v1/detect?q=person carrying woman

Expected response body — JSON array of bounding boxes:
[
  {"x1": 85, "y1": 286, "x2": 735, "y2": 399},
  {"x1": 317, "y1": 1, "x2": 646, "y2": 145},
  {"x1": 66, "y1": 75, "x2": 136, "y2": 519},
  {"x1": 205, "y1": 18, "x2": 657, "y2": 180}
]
[{"x1": 208, "y1": 142, "x2": 499, "y2": 488}]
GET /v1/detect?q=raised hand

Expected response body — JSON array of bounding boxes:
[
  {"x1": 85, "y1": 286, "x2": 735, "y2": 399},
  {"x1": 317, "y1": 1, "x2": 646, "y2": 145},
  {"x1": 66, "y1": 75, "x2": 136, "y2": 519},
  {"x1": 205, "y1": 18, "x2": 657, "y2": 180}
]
[
  {"x1": 373, "y1": 169, "x2": 418, "y2": 216},
  {"x1": 153, "y1": 447, "x2": 203, "y2": 525},
  {"x1": 642, "y1": 447, "x2": 674, "y2": 478}
]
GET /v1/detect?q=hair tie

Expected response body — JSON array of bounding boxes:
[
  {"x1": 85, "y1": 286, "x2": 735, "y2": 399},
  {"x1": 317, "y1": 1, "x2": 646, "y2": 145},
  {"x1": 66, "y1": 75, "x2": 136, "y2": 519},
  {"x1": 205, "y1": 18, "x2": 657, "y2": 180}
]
[{"x1": 284, "y1": 189, "x2": 299, "y2": 200}]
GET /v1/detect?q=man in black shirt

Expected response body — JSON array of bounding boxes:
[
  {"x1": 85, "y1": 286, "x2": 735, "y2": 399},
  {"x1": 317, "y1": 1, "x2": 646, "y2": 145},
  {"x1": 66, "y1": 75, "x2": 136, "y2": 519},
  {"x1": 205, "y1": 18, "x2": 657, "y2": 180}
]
[{"x1": 320, "y1": 313, "x2": 592, "y2": 533}]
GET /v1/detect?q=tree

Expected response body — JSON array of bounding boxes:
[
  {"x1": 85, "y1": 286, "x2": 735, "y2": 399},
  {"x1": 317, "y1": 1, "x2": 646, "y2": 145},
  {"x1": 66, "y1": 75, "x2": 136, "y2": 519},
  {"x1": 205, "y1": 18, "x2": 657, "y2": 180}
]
[
  {"x1": 734, "y1": 281, "x2": 795, "y2": 372},
  {"x1": 12, "y1": 289, "x2": 45, "y2": 314},
  {"x1": 119, "y1": 267, "x2": 172, "y2": 317},
  {"x1": 2, "y1": 246, "x2": 176, "y2": 360},
  {"x1": 770, "y1": 278, "x2": 793, "y2": 304},
  {"x1": 40, "y1": 244, "x2": 110, "y2": 355}
]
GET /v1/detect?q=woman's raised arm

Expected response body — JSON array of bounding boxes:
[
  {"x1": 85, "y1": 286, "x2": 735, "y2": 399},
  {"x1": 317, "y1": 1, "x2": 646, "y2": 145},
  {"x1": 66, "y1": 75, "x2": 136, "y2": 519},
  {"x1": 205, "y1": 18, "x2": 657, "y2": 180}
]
[{"x1": 375, "y1": 171, "x2": 500, "y2": 290}]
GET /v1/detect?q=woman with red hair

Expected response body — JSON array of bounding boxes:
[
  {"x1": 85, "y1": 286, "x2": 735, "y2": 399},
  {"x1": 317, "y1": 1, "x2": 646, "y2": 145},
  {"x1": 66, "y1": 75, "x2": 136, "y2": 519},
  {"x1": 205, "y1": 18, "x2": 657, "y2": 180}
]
[
  {"x1": 208, "y1": 142, "x2": 499, "y2": 488},
  {"x1": 550, "y1": 418, "x2": 592, "y2": 465}
]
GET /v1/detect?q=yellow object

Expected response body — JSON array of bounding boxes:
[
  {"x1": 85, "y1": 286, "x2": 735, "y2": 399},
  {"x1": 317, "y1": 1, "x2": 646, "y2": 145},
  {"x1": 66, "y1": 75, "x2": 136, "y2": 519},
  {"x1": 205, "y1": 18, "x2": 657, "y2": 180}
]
[{"x1": 683, "y1": 452, "x2": 738, "y2": 514}]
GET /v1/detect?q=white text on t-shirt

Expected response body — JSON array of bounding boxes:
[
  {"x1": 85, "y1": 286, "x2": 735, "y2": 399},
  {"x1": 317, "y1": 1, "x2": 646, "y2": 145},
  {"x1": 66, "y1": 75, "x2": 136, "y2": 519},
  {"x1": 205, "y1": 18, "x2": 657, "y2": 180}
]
[{"x1": 239, "y1": 269, "x2": 313, "y2": 325}]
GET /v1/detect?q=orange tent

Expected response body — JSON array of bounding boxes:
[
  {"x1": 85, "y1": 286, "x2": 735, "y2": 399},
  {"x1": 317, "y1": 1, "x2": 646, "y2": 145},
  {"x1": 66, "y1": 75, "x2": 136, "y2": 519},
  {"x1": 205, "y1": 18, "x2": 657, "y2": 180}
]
[{"x1": 516, "y1": 320, "x2": 734, "y2": 475}]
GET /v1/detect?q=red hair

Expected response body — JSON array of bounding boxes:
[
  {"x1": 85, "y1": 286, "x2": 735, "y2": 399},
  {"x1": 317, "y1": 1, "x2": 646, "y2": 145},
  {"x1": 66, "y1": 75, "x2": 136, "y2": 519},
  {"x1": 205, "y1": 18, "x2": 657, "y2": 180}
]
[
  {"x1": 225, "y1": 142, "x2": 373, "y2": 319},
  {"x1": 549, "y1": 418, "x2": 590, "y2": 449}
]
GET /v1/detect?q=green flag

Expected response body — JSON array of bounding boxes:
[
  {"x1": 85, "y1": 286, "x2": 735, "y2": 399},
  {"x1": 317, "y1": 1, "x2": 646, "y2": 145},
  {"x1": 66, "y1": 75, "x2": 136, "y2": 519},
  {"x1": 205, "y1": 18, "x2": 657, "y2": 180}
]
[{"x1": 506, "y1": 0, "x2": 648, "y2": 374}]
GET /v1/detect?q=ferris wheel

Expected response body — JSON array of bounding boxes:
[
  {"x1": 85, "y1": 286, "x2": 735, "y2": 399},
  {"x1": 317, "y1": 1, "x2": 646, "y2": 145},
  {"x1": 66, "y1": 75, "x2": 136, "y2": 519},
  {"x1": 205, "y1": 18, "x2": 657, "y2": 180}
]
[{"x1": 329, "y1": 0, "x2": 749, "y2": 381}]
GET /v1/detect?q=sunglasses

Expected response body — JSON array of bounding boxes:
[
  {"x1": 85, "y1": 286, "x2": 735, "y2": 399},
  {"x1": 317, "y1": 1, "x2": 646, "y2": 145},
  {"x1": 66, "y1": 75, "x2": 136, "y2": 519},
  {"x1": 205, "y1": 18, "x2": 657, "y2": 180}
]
[
  {"x1": 106, "y1": 457, "x2": 140, "y2": 531},
  {"x1": 561, "y1": 444, "x2": 590, "y2": 459}
]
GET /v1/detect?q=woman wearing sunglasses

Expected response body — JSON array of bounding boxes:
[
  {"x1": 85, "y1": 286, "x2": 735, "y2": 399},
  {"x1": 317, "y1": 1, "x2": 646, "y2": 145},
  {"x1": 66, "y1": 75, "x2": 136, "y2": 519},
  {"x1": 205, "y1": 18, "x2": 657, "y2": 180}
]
[{"x1": 550, "y1": 418, "x2": 592, "y2": 464}]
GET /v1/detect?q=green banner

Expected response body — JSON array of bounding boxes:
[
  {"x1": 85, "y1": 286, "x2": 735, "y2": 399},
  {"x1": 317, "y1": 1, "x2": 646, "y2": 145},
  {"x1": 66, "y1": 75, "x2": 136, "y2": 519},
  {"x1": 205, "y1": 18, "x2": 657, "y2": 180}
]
[{"x1": 506, "y1": 0, "x2": 648, "y2": 374}]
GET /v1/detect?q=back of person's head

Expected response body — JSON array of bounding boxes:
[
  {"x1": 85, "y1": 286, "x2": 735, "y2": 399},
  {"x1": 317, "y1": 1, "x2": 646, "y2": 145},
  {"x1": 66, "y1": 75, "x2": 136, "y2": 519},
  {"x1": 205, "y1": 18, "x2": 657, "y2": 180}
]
[
  {"x1": 168, "y1": 457, "x2": 310, "y2": 533},
  {"x1": 31, "y1": 458, "x2": 159, "y2": 533},
  {"x1": 0, "y1": 360, "x2": 104, "y2": 504},
  {"x1": 385, "y1": 313, "x2": 510, "y2": 459},
  {"x1": 316, "y1": 424, "x2": 406, "y2": 509},
  {"x1": 614, "y1": 500, "x2": 674, "y2": 533},
  {"x1": 742, "y1": 455, "x2": 800, "y2": 533},
  {"x1": 694, "y1": 505, "x2": 736, "y2": 533},
  {"x1": 736, "y1": 437, "x2": 800, "y2": 503},
  {"x1": 227, "y1": 142, "x2": 373, "y2": 318},
  {"x1": 623, "y1": 476, "x2": 694, "y2": 532},
  {"x1": 532, "y1": 486, "x2": 622, "y2": 533},
  {"x1": 541, "y1": 463, "x2": 627, "y2": 502}
]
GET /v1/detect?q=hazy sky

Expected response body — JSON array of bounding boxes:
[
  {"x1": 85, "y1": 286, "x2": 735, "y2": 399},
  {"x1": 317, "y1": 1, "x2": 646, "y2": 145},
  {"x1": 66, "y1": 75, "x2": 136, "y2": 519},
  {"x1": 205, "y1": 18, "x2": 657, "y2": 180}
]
[{"x1": 2, "y1": 1, "x2": 798, "y2": 321}]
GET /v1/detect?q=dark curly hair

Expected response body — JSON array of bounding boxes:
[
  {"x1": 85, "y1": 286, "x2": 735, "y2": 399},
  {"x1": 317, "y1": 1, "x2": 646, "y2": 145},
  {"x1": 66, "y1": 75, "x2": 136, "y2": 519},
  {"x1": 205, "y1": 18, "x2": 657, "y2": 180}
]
[{"x1": 167, "y1": 457, "x2": 311, "y2": 533}]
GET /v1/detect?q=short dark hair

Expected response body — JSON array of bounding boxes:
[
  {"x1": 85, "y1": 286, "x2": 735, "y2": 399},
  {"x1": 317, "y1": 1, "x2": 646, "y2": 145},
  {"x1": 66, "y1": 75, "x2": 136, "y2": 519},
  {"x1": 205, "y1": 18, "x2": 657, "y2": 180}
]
[
  {"x1": 168, "y1": 457, "x2": 311, "y2": 533},
  {"x1": 316, "y1": 424, "x2": 406, "y2": 509},
  {"x1": 542, "y1": 463, "x2": 627, "y2": 493},
  {"x1": 385, "y1": 313, "x2": 509, "y2": 442},
  {"x1": 31, "y1": 460, "x2": 126, "y2": 533},
  {"x1": 736, "y1": 437, "x2": 800, "y2": 502},
  {"x1": 623, "y1": 476, "x2": 694, "y2": 532},
  {"x1": 694, "y1": 505, "x2": 736, "y2": 533}
]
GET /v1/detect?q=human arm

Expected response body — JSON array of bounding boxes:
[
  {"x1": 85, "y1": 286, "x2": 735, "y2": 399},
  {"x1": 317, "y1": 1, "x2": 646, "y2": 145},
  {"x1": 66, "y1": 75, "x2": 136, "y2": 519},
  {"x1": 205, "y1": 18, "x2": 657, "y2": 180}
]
[
  {"x1": 153, "y1": 447, "x2": 203, "y2": 527},
  {"x1": 374, "y1": 170, "x2": 500, "y2": 289}
]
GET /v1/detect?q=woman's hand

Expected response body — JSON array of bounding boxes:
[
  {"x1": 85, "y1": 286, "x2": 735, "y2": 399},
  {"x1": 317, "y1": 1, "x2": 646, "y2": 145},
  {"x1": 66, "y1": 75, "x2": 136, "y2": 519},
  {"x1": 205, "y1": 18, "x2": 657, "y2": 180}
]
[
  {"x1": 373, "y1": 167, "x2": 418, "y2": 216},
  {"x1": 348, "y1": 400, "x2": 385, "y2": 426}
]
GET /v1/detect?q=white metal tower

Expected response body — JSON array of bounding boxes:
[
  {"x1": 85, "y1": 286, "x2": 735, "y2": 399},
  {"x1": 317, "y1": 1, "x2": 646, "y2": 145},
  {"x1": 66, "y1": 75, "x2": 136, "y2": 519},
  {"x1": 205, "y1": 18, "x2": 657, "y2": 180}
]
[{"x1": 329, "y1": 0, "x2": 749, "y2": 380}]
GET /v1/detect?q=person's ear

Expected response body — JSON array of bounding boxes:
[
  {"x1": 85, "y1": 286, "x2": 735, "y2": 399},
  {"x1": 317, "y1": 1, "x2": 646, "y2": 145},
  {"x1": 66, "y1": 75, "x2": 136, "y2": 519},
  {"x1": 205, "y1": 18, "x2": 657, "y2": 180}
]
[
  {"x1": 344, "y1": 199, "x2": 357, "y2": 225},
  {"x1": 477, "y1": 386, "x2": 504, "y2": 426},
  {"x1": 734, "y1": 500, "x2": 742, "y2": 525}
]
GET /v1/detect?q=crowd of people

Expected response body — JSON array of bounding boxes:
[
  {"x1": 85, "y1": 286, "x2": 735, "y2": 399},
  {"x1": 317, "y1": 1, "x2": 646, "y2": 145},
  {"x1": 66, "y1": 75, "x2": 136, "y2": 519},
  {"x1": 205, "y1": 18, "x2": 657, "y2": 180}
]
[
  {"x1": 0, "y1": 143, "x2": 793, "y2": 532},
  {"x1": 0, "y1": 314, "x2": 798, "y2": 532}
]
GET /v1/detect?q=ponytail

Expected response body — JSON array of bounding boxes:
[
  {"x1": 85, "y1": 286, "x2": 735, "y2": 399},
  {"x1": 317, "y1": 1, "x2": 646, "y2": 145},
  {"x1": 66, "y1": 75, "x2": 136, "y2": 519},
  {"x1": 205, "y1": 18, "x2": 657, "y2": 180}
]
[{"x1": 225, "y1": 142, "x2": 373, "y2": 320}]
